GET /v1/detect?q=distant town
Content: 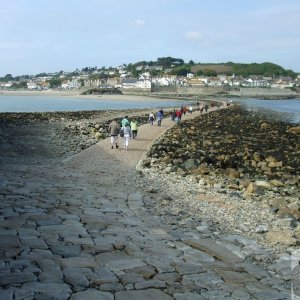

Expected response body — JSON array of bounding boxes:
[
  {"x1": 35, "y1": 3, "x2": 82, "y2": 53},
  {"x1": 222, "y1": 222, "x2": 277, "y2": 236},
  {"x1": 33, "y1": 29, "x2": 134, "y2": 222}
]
[{"x1": 1, "y1": 57, "x2": 300, "y2": 94}]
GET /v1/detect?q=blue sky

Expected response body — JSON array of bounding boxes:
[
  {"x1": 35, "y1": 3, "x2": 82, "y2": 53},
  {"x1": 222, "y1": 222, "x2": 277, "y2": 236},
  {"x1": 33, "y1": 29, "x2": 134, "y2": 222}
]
[{"x1": 1, "y1": 0, "x2": 299, "y2": 76}]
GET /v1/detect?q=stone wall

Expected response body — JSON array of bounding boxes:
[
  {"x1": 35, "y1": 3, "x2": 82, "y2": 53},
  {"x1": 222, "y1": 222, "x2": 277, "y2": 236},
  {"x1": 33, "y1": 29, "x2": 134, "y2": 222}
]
[
  {"x1": 152, "y1": 86, "x2": 224, "y2": 95},
  {"x1": 230, "y1": 87, "x2": 296, "y2": 97},
  {"x1": 121, "y1": 88, "x2": 152, "y2": 94}
]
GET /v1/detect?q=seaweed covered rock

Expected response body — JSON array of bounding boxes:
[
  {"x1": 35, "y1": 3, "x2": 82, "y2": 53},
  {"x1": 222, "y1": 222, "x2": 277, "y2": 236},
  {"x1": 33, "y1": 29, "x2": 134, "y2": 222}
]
[{"x1": 145, "y1": 106, "x2": 300, "y2": 198}]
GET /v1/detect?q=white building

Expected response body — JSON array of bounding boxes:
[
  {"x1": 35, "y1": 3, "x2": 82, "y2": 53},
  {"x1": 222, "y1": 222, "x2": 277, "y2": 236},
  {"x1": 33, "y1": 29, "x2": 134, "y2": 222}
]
[{"x1": 136, "y1": 80, "x2": 152, "y2": 89}]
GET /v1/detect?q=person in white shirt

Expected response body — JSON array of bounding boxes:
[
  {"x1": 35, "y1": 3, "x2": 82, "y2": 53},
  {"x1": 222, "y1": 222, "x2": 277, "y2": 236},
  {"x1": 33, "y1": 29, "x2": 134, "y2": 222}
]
[
  {"x1": 149, "y1": 113, "x2": 155, "y2": 125},
  {"x1": 122, "y1": 123, "x2": 132, "y2": 150}
]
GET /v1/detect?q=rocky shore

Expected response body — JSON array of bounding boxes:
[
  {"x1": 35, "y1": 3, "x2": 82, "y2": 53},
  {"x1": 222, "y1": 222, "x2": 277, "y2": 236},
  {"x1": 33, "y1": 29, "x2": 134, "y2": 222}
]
[
  {"x1": 0, "y1": 109, "x2": 153, "y2": 163},
  {"x1": 141, "y1": 106, "x2": 300, "y2": 252}
]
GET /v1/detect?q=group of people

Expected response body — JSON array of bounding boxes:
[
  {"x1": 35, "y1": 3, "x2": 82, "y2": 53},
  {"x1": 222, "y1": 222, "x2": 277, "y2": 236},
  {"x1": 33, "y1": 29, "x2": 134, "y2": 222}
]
[
  {"x1": 107, "y1": 101, "x2": 222, "y2": 150},
  {"x1": 107, "y1": 116, "x2": 138, "y2": 150},
  {"x1": 169, "y1": 105, "x2": 194, "y2": 123},
  {"x1": 107, "y1": 109, "x2": 165, "y2": 150},
  {"x1": 148, "y1": 108, "x2": 164, "y2": 126}
]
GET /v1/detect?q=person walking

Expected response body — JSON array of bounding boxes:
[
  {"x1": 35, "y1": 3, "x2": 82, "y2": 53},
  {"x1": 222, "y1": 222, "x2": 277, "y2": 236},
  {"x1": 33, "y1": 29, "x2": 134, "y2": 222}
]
[
  {"x1": 122, "y1": 123, "x2": 132, "y2": 150},
  {"x1": 156, "y1": 110, "x2": 163, "y2": 126},
  {"x1": 170, "y1": 110, "x2": 176, "y2": 122},
  {"x1": 199, "y1": 103, "x2": 204, "y2": 113},
  {"x1": 130, "y1": 119, "x2": 138, "y2": 139},
  {"x1": 121, "y1": 116, "x2": 130, "y2": 127},
  {"x1": 149, "y1": 112, "x2": 155, "y2": 125},
  {"x1": 159, "y1": 108, "x2": 164, "y2": 119},
  {"x1": 175, "y1": 109, "x2": 182, "y2": 123},
  {"x1": 204, "y1": 103, "x2": 209, "y2": 112},
  {"x1": 107, "y1": 118, "x2": 120, "y2": 149}
]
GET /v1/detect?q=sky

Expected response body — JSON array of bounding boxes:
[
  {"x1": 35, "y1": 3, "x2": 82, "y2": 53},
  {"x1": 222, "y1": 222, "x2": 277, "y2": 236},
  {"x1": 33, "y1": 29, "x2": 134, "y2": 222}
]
[{"x1": 1, "y1": 0, "x2": 300, "y2": 77}]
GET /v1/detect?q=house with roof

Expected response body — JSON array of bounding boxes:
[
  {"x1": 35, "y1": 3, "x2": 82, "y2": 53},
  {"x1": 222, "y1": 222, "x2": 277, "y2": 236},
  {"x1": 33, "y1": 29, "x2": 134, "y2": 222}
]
[
  {"x1": 121, "y1": 78, "x2": 152, "y2": 91},
  {"x1": 149, "y1": 65, "x2": 163, "y2": 71}
]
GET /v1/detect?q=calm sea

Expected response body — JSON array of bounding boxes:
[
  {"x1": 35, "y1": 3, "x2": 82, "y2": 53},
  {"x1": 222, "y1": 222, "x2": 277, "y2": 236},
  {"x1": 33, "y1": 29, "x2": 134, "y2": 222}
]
[
  {"x1": 233, "y1": 98, "x2": 300, "y2": 124},
  {"x1": 0, "y1": 95, "x2": 299, "y2": 124},
  {"x1": 0, "y1": 95, "x2": 187, "y2": 113}
]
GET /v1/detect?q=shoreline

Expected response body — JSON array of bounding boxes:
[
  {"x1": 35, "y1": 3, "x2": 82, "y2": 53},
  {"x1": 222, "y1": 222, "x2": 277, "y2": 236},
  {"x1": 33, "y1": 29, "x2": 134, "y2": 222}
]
[
  {"x1": 2, "y1": 88, "x2": 299, "y2": 101},
  {"x1": 0, "y1": 89, "x2": 168, "y2": 102}
]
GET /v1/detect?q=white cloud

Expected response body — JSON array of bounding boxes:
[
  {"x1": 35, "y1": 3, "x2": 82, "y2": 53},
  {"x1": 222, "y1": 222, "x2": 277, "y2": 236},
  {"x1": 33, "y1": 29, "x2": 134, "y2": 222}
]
[
  {"x1": 134, "y1": 19, "x2": 145, "y2": 27},
  {"x1": 184, "y1": 31, "x2": 203, "y2": 40}
]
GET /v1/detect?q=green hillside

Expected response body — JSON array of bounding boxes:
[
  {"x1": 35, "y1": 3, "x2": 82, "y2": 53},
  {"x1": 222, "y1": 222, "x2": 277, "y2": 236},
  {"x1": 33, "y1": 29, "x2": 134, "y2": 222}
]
[{"x1": 190, "y1": 62, "x2": 296, "y2": 78}]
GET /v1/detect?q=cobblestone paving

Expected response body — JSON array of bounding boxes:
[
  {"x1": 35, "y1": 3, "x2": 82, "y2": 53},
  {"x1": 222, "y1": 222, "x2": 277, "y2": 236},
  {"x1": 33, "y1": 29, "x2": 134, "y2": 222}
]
[{"x1": 0, "y1": 108, "x2": 293, "y2": 299}]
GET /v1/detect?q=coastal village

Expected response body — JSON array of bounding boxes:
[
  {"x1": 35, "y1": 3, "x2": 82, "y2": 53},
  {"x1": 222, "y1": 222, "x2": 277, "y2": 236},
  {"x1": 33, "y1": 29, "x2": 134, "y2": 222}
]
[{"x1": 1, "y1": 59, "x2": 300, "y2": 95}]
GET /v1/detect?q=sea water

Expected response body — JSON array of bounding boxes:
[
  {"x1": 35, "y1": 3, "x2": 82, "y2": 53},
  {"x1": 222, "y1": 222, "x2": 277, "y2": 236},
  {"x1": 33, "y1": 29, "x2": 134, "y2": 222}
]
[
  {"x1": 232, "y1": 98, "x2": 300, "y2": 124},
  {"x1": 0, "y1": 95, "x2": 299, "y2": 124},
  {"x1": 0, "y1": 95, "x2": 188, "y2": 113}
]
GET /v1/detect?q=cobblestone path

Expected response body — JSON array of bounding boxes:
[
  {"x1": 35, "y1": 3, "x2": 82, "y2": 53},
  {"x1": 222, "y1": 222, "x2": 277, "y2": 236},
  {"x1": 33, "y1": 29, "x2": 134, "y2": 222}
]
[{"x1": 0, "y1": 108, "x2": 292, "y2": 299}]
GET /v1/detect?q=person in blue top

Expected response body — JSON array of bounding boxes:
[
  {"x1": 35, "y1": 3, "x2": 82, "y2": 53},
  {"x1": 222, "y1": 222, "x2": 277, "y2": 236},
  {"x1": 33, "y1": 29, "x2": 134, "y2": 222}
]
[
  {"x1": 159, "y1": 108, "x2": 164, "y2": 118},
  {"x1": 121, "y1": 116, "x2": 130, "y2": 127},
  {"x1": 156, "y1": 110, "x2": 163, "y2": 126}
]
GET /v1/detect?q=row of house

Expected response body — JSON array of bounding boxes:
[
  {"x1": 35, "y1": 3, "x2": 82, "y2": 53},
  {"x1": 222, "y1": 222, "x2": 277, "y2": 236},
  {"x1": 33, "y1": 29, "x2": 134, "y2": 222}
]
[{"x1": 1, "y1": 71, "x2": 299, "y2": 91}]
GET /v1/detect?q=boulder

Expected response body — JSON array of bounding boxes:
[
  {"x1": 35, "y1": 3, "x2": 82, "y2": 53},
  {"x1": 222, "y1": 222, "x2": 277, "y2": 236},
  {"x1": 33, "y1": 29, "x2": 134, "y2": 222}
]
[
  {"x1": 255, "y1": 180, "x2": 272, "y2": 190},
  {"x1": 246, "y1": 182, "x2": 257, "y2": 194},
  {"x1": 287, "y1": 126, "x2": 300, "y2": 134},
  {"x1": 295, "y1": 225, "x2": 300, "y2": 240},
  {"x1": 270, "y1": 179, "x2": 284, "y2": 187},
  {"x1": 266, "y1": 229, "x2": 296, "y2": 246},
  {"x1": 277, "y1": 208, "x2": 300, "y2": 220},
  {"x1": 182, "y1": 158, "x2": 199, "y2": 170},
  {"x1": 225, "y1": 168, "x2": 240, "y2": 179}
]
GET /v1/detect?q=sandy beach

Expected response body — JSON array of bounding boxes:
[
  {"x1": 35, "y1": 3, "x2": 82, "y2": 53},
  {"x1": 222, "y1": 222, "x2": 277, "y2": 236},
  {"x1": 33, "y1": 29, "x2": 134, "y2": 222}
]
[{"x1": 0, "y1": 89, "x2": 167, "y2": 102}]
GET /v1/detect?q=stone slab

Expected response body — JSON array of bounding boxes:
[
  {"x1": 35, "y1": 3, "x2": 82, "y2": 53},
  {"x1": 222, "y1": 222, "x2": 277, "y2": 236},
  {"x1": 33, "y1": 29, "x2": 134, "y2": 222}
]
[
  {"x1": 182, "y1": 238, "x2": 244, "y2": 263},
  {"x1": 115, "y1": 289, "x2": 173, "y2": 300}
]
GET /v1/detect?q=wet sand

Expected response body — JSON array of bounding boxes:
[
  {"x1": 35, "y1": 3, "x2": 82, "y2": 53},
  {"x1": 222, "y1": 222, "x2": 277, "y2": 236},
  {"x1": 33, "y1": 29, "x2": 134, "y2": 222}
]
[{"x1": 0, "y1": 90, "x2": 163, "y2": 102}]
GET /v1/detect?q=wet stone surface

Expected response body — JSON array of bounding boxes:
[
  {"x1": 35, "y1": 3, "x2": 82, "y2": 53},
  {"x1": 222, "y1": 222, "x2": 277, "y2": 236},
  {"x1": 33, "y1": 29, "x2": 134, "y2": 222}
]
[{"x1": 0, "y1": 108, "x2": 295, "y2": 299}]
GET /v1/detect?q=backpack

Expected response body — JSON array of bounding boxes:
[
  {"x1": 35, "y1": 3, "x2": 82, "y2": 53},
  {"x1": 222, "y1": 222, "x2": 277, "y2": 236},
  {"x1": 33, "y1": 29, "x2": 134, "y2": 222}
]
[{"x1": 119, "y1": 127, "x2": 124, "y2": 137}]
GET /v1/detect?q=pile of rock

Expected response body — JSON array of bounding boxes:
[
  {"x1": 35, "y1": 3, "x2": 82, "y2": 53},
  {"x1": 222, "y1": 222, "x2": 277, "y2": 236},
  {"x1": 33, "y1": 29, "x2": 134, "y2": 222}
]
[
  {"x1": 142, "y1": 106, "x2": 300, "y2": 250},
  {"x1": 144, "y1": 107, "x2": 299, "y2": 196}
]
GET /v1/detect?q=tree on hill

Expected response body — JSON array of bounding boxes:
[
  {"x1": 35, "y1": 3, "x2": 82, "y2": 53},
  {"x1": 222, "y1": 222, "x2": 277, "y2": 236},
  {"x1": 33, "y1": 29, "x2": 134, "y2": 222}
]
[
  {"x1": 48, "y1": 77, "x2": 63, "y2": 88},
  {"x1": 35, "y1": 73, "x2": 48, "y2": 77},
  {"x1": 125, "y1": 63, "x2": 139, "y2": 77},
  {"x1": 157, "y1": 57, "x2": 184, "y2": 68},
  {"x1": 0, "y1": 74, "x2": 14, "y2": 82},
  {"x1": 11, "y1": 81, "x2": 27, "y2": 89},
  {"x1": 191, "y1": 62, "x2": 296, "y2": 78},
  {"x1": 171, "y1": 66, "x2": 191, "y2": 76}
]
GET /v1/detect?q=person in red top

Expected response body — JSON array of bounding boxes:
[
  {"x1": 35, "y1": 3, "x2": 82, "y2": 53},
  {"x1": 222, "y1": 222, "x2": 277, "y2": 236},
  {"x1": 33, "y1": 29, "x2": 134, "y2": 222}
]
[{"x1": 175, "y1": 109, "x2": 182, "y2": 123}]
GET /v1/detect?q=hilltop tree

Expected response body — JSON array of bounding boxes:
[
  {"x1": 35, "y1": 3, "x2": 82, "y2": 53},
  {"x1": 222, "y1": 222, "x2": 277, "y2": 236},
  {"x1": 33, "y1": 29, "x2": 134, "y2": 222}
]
[
  {"x1": 171, "y1": 66, "x2": 191, "y2": 76},
  {"x1": 125, "y1": 63, "x2": 139, "y2": 77},
  {"x1": 48, "y1": 77, "x2": 63, "y2": 88},
  {"x1": 0, "y1": 74, "x2": 13, "y2": 82},
  {"x1": 11, "y1": 81, "x2": 27, "y2": 89},
  {"x1": 35, "y1": 73, "x2": 48, "y2": 77},
  {"x1": 203, "y1": 69, "x2": 217, "y2": 77},
  {"x1": 157, "y1": 57, "x2": 184, "y2": 68}
]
